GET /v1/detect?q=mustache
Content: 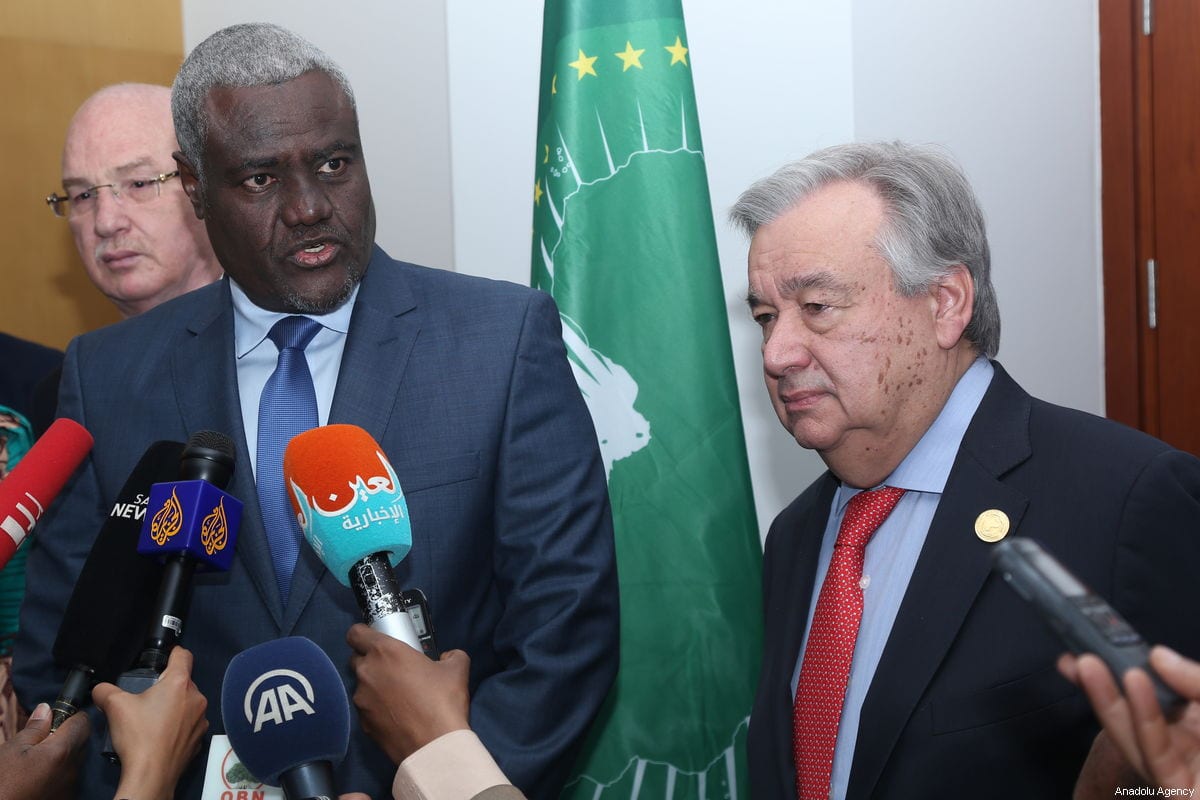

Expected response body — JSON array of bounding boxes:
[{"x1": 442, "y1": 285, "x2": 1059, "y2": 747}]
[
  {"x1": 94, "y1": 241, "x2": 141, "y2": 261},
  {"x1": 282, "y1": 224, "x2": 346, "y2": 249},
  {"x1": 776, "y1": 373, "x2": 833, "y2": 396}
]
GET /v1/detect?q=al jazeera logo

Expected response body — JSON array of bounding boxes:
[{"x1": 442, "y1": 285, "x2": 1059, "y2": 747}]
[
  {"x1": 149, "y1": 486, "x2": 184, "y2": 545},
  {"x1": 201, "y1": 497, "x2": 231, "y2": 555},
  {"x1": 148, "y1": 486, "x2": 230, "y2": 555}
]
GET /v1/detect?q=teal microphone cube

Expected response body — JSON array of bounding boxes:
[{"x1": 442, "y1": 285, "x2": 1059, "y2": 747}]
[{"x1": 137, "y1": 480, "x2": 242, "y2": 571}]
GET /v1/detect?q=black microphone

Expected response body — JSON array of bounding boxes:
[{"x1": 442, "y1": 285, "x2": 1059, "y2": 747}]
[
  {"x1": 49, "y1": 440, "x2": 183, "y2": 731},
  {"x1": 221, "y1": 637, "x2": 350, "y2": 800},
  {"x1": 103, "y1": 431, "x2": 242, "y2": 762}
]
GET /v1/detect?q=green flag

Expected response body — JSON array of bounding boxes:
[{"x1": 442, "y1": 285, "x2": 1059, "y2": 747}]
[{"x1": 531, "y1": 2, "x2": 763, "y2": 797}]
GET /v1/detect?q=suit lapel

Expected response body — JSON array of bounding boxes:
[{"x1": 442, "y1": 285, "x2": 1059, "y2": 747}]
[
  {"x1": 281, "y1": 248, "x2": 421, "y2": 633},
  {"x1": 172, "y1": 279, "x2": 287, "y2": 628},
  {"x1": 847, "y1": 363, "x2": 1033, "y2": 799}
]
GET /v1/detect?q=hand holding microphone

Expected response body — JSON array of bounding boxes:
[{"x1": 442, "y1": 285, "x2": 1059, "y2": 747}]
[
  {"x1": 346, "y1": 623, "x2": 470, "y2": 765},
  {"x1": 1061, "y1": 645, "x2": 1200, "y2": 794},
  {"x1": 0, "y1": 703, "x2": 90, "y2": 800},
  {"x1": 103, "y1": 431, "x2": 241, "y2": 762},
  {"x1": 49, "y1": 440, "x2": 184, "y2": 731},
  {"x1": 92, "y1": 646, "x2": 208, "y2": 800}
]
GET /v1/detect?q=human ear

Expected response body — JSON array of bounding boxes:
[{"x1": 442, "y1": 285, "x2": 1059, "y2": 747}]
[
  {"x1": 933, "y1": 264, "x2": 974, "y2": 350},
  {"x1": 173, "y1": 151, "x2": 206, "y2": 221}
]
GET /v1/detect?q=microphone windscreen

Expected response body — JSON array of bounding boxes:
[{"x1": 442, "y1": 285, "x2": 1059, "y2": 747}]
[
  {"x1": 52, "y1": 441, "x2": 183, "y2": 680},
  {"x1": 221, "y1": 636, "x2": 350, "y2": 786},
  {"x1": 283, "y1": 424, "x2": 411, "y2": 587},
  {"x1": 0, "y1": 418, "x2": 93, "y2": 568}
]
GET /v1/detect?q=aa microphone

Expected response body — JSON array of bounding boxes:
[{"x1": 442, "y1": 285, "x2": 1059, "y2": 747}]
[
  {"x1": 283, "y1": 424, "x2": 420, "y2": 650},
  {"x1": 0, "y1": 418, "x2": 93, "y2": 569},
  {"x1": 103, "y1": 431, "x2": 242, "y2": 761},
  {"x1": 49, "y1": 440, "x2": 183, "y2": 731},
  {"x1": 221, "y1": 636, "x2": 350, "y2": 800}
]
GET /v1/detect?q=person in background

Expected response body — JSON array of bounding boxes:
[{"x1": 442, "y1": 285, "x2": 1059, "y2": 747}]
[
  {"x1": 0, "y1": 331, "x2": 61, "y2": 743},
  {"x1": 48, "y1": 83, "x2": 221, "y2": 319}
]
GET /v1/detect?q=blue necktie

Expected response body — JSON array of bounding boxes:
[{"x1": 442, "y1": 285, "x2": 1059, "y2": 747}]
[{"x1": 257, "y1": 315, "x2": 321, "y2": 605}]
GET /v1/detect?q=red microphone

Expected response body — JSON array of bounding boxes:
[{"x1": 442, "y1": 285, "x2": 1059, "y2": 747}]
[{"x1": 0, "y1": 418, "x2": 93, "y2": 569}]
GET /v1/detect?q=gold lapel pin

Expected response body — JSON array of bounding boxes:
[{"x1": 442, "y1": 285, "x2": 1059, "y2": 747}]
[{"x1": 974, "y1": 509, "x2": 1010, "y2": 543}]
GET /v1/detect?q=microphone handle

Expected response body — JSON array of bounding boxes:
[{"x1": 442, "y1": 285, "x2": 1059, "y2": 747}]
[
  {"x1": 138, "y1": 553, "x2": 197, "y2": 671},
  {"x1": 50, "y1": 664, "x2": 95, "y2": 731},
  {"x1": 349, "y1": 552, "x2": 422, "y2": 651},
  {"x1": 280, "y1": 760, "x2": 337, "y2": 800}
]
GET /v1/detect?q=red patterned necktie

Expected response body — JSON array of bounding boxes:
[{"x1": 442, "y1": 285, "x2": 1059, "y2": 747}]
[{"x1": 793, "y1": 486, "x2": 906, "y2": 799}]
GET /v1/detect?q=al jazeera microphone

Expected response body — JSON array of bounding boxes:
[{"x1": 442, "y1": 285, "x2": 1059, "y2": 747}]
[
  {"x1": 50, "y1": 441, "x2": 183, "y2": 730},
  {"x1": 102, "y1": 431, "x2": 243, "y2": 762},
  {"x1": 0, "y1": 417, "x2": 93, "y2": 569},
  {"x1": 283, "y1": 424, "x2": 422, "y2": 650}
]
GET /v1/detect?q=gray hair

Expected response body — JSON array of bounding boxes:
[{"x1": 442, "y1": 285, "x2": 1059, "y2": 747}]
[
  {"x1": 729, "y1": 141, "x2": 1000, "y2": 358},
  {"x1": 171, "y1": 22, "x2": 356, "y2": 184}
]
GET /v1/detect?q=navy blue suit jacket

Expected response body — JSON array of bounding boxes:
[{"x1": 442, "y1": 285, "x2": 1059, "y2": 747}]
[
  {"x1": 748, "y1": 363, "x2": 1200, "y2": 799},
  {"x1": 15, "y1": 247, "x2": 619, "y2": 799}
]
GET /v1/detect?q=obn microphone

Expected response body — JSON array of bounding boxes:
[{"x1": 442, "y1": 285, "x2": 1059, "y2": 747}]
[
  {"x1": 103, "y1": 431, "x2": 242, "y2": 761},
  {"x1": 50, "y1": 440, "x2": 183, "y2": 731},
  {"x1": 221, "y1": 636, "x2": 350, "y2": 800},
  {"x1": 0, "y1": 417, "x2": 92, "y2": 570},
  {"x1": 283, "y1": 424, "x2": 421, "y2": 650}
]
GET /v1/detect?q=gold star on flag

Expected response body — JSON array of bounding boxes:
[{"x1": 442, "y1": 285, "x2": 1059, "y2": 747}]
[
  {"x1": 569, "y1": 49, "x2": 598, "y2": 80},
  {"x1": 665, "y1": 36, "x2": 689, "y2": 66},
  {"x1": 534, "y1": 178, "x2": 544, "y2": 206},
  {"x1": 615, "y1": 41, "x2": 645, "y2": 71}
]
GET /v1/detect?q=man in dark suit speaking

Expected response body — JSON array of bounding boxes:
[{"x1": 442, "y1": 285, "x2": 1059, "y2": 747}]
[
  {"x1": 732, "y1": 142, "x2": 1200, "y2": 798},
  {"x1": 14, "y1": 22, "x2": 617, "y2": 800}
]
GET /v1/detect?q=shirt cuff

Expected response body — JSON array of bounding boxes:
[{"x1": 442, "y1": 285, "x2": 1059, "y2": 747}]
[{"x1": 392, "y1": 729, "x2": 511, "y2": 800}]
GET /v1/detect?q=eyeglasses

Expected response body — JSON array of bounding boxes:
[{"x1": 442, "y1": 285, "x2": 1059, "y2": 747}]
[{"x1": 45, "y1": 171, "x2": 181, "y2": 219}]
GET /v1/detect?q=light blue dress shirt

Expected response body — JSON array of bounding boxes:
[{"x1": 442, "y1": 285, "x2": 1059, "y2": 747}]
[
  {"x1": 790, "y1": 357, "x2": 994, "y2": 799},
  {"x1": 229, "y1": 279, "x2": 359, "y2": 480}
]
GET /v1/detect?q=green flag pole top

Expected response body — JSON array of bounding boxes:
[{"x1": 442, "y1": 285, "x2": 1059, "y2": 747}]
[{"x1": 531, "y1": 1, "x2": 763, "y2": 798}]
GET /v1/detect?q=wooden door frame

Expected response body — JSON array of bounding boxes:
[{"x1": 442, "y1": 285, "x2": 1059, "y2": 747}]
[{"x1": 1099, "y1": 0, "x2": 1154, "y2": 431}]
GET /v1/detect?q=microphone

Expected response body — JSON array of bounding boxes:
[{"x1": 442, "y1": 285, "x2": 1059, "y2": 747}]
[
  {"x1": 132, "y1": 431, "x2": 242, "y2": 670},
  {"x1": 221, "y1": 636, "x2": 350, "y2": 800},
  {"x1": 103, "y1": 431, "x2": 242, "y2": 762},
  {"x1": 49, "y1": 440, "x2": 184, "y2": 731},
  {"x1": 0, "y1": 417, "x2": 93, "y2": 569},
  {"x1": 283, "y1": 424, "x2": 421, "y2": 650}
]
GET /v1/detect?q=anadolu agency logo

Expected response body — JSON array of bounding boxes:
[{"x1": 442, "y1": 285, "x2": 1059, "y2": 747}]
[{"x1": 243, "y1": 668, "x2": 317, "y2": 733}]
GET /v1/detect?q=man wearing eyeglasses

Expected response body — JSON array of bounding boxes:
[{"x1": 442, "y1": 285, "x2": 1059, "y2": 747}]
[{"x1": 50, "y1": 83, "x2": 221, "y2": 318}]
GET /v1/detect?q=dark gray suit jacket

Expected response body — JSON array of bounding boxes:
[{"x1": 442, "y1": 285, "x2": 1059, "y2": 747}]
[
  {"x1": 749, "y1": 362, "x2": 1200, "y2": 799},
  {"x1": 14, "y1": 247, "x2": 618, "y2": 800}
]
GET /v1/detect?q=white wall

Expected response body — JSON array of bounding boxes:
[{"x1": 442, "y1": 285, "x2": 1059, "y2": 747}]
[
  {"x1": 182, "y1": 1, "x2": 1104, "y2": 542},
  {"x1": 852, "y1": 0, "x2": 1103, "y2": 414}
]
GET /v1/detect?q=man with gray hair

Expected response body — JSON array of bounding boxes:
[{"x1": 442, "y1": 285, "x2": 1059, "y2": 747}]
[
  {"x1": 15, "y1": 22, "x2": 617, "y2": 800},
  {"x1": 733, "y1": 141, "x2": 1200, "y2": 798}
]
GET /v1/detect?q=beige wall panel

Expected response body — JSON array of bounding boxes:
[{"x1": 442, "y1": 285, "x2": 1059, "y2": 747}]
[{"x1": 1, "y1": 1, "x2": 183, "y2": 351}]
